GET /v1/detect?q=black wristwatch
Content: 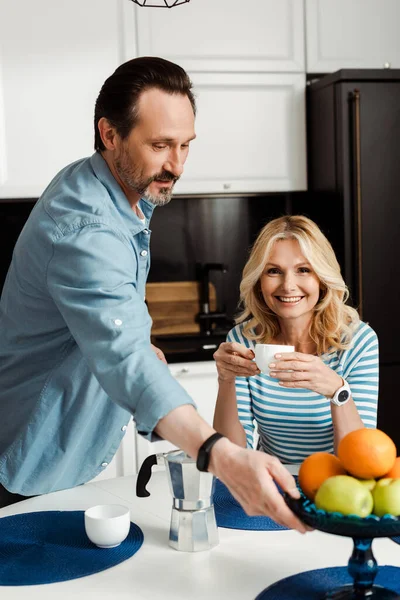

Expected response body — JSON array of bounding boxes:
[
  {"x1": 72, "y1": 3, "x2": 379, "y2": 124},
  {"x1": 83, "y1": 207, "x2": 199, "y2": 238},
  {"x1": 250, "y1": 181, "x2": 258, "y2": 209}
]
[{"x1": 196, "y1": 432, "x2": 225, "y2": 472}]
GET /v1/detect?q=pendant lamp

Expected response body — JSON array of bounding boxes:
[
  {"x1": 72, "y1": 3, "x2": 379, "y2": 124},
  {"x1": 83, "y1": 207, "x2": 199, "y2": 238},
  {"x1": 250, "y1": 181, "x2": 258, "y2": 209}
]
[{"x1": 131, "y1": 0, "x2": 190, "y2": 7}]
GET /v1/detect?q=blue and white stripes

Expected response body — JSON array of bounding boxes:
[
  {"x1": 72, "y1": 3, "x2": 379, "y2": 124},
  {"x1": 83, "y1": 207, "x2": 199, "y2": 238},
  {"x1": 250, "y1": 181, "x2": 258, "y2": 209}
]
[{"x1": 227, "y1": 321, "x2": 379, "y2": 463}]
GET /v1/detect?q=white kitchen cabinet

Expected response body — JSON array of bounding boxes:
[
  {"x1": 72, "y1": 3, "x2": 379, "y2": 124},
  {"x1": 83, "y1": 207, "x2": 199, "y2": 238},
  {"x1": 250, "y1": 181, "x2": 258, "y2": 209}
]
[
  {"x1": 135, "y1": 0, "x2": 305, "y2": 73},
  {"x1": 0, "y1": 0, "x2": 136, "y2": 199},
  {"x1": 306, "y1": 0, "x2": 400, "y2": 72},
  {"x1": 174, "y1": 72, "x2": 307, "y2": 195},
  {"x1": 1, "y1": 0, "x2": 307, "y2": 198},
  {"x1": 135, "y1": 360, "x2": 219, "y2": 471}
]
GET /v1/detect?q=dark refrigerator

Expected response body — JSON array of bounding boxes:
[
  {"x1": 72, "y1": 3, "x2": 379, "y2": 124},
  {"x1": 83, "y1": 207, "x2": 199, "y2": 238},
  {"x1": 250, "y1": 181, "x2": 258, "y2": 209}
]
[{"x1": 305, "y1": 69, "x2": 400, "y2": 451}]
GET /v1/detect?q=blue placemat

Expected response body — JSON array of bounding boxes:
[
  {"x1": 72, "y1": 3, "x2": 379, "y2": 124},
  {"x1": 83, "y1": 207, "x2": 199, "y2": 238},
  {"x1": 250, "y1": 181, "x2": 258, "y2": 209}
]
[
  {"x1": 255, "y1": 565, "x2": 400, "y2": 599},
  {"x1": 0, "y1": 510, "x2": 144, "y2": 586},
  {"x1": 213, "y1": 479, "x2": 289, "y2": 531},
  {"x1": 392, "y1": 536, "x2": 400, "y2": 545}
]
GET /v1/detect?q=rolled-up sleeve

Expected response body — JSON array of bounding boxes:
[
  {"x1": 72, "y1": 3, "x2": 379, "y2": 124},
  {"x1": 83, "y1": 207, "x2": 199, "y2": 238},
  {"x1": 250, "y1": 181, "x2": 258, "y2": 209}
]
[{"x1": 47, "y1": 223, "x2": 195, "y2": 435}]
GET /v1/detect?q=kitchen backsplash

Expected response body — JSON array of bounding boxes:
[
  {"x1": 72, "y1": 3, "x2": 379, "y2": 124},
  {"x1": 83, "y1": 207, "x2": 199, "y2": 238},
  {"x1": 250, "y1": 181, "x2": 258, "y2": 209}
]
[
  {"x1": 0, "y1": 200, "x2": 36, "y2": 296},
  {"x1": 0, "y1": 192, "x2": 312, "y2": 325}
]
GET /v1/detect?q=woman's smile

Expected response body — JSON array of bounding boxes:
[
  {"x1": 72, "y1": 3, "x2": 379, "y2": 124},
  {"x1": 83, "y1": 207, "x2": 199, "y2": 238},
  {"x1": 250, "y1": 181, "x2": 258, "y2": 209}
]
[{"x1": 276, "y1": 295, "x2": 304, "y2": 304}]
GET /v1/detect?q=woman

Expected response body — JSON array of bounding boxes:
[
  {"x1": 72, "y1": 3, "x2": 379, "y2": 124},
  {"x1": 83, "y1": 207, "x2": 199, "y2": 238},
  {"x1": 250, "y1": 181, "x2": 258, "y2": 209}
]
[{"x1": 213, "y1": 215, "x2": 378, "y2": 462}]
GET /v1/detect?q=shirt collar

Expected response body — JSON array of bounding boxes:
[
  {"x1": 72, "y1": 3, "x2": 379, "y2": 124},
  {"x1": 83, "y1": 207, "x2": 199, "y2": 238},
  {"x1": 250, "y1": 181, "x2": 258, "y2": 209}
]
[{"x1": 90, "y1": 152, "x2": 155, "y2": 232}]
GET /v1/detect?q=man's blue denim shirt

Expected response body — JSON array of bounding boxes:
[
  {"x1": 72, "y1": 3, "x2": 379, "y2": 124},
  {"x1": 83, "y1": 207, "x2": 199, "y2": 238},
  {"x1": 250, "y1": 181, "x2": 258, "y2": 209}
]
[{"x1": 0, "y1": 152, "x2": 195, "y2": 495}]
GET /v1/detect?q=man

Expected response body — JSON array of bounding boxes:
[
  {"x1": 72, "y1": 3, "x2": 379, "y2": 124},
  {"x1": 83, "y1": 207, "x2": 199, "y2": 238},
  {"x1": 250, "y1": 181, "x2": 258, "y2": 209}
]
[{"x1": 0, "y1": 57, "x2": 306, "y2": 532}]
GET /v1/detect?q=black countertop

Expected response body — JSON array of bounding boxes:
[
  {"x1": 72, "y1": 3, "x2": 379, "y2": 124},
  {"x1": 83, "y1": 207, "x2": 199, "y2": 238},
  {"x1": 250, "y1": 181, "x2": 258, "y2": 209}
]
[{"x1": 152, "y1": 332, "x2": 228, "y2": 364}]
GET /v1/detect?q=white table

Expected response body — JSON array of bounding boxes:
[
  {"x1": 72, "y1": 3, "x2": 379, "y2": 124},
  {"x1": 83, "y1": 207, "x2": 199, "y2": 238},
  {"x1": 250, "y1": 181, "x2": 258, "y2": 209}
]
[{"x1": 1, "y1": 471, "x2": 400, "y2": 600}]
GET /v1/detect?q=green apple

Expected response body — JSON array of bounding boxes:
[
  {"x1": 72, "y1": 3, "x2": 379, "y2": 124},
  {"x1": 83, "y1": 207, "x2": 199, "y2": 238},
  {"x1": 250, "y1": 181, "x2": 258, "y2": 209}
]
[
  {"x1": 315, "y1": 475, "x2": 373, "y2": 518},
  {"x1": 372, "y1": 478, "x2": 400, "y2": 517},
  {"x1": 358, "y1": 478, "x2": 376, "y2": 492}
]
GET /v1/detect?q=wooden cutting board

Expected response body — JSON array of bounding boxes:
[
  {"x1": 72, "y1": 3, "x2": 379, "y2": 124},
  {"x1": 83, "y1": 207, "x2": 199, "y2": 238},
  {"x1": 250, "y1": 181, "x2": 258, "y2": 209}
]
[{"x1": 146, "y1": 281, "x2": 217, "y2": 335}]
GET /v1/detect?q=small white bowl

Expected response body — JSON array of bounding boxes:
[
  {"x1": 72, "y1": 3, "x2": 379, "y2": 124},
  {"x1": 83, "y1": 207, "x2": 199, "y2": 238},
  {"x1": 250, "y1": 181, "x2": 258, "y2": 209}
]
[{"x1": 84, "y1": 504, "x2": 130, "y2": 548}]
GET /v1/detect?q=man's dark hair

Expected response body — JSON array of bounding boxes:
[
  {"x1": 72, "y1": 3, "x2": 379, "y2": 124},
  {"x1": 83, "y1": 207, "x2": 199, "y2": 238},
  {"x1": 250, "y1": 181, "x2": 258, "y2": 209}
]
[{"x1": 94, "y1": 56, "x2": 196, "y2": 151}]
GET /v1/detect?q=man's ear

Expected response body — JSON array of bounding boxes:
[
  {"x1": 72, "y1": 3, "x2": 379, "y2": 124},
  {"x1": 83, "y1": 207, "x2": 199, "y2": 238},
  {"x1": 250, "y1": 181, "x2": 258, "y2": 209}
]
[{"x1": 97, "y1": 117, "x2": 119, "y2": 151}]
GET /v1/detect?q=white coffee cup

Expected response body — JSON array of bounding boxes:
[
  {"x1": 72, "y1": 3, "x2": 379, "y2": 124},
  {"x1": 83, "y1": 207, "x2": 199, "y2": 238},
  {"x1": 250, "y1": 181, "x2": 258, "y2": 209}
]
[
  {"x1": 254, "y1": 344, "x2": 295, "y2": 375},
  {"x1": 84, "y1": 504, "x2": 130, "y2": 548}
]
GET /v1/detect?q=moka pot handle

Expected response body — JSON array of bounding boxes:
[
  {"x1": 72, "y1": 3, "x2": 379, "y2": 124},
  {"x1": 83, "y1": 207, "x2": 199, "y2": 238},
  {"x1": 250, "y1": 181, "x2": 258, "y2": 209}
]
[{"x1": 136, "y1": 454, "x2": 158, "y2": 497}]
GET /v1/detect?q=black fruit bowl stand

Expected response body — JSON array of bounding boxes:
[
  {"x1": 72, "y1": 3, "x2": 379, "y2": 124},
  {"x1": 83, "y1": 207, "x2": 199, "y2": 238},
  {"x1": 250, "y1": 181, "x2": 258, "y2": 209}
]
[{"x1": 284, "y1": 490, "x2": 400, "y2": 599}]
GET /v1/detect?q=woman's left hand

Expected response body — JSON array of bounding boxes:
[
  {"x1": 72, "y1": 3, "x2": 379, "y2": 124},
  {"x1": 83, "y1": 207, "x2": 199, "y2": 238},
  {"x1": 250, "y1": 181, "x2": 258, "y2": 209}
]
[{"x1": 269, "y1": 352, "x2": 343, "y2": 398}]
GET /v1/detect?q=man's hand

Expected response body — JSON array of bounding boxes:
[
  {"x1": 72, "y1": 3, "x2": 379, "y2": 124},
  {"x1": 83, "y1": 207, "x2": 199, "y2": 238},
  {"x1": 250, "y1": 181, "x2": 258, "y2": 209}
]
[
  {"x1": 155, "y1": 405, "x2": 308, "y2": 533},
  {"x1": 213, "y1": 341, "x2": 260, "y2": 382},
  {"x1": 151, "y1": 343, "x2": 167, "y2": 364},
  {"x1": 209, "y1": 437, "x2": 309, "y2": 533}
]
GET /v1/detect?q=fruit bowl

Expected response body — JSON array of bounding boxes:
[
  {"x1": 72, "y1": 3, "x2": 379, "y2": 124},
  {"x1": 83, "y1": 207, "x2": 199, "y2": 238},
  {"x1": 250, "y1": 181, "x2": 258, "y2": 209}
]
[
  {"x1": 284, "y1": 489, "x2": 400, "y2": 598},
  {"x1": 285, "y1": 490, "x2": 400, "y2": 539}
]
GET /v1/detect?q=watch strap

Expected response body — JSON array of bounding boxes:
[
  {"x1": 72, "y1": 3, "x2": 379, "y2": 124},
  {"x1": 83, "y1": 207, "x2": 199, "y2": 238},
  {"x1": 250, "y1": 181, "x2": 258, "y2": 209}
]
[{"x1": 196, "y1": 432, "x2": 225, "y2": 472}]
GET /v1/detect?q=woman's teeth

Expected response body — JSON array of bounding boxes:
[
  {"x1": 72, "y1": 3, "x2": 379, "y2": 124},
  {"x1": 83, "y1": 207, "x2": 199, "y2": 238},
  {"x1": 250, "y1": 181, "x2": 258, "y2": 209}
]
[{"x1": 278, "y1": 296, "x2": 302, "y2": 303}]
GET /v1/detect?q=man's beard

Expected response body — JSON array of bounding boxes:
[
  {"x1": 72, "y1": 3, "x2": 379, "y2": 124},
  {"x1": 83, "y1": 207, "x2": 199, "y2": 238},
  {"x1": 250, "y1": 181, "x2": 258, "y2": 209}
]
[{"x1": 115, "y1": 149, "x2": 179, "y2": 206}]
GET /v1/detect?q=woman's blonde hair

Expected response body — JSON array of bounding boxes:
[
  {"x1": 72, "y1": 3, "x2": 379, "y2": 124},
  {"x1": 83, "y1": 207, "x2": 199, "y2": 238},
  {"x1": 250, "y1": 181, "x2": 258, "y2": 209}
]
[{"x1": 237, "y1": 215, "x2": 360, "y2": 354}]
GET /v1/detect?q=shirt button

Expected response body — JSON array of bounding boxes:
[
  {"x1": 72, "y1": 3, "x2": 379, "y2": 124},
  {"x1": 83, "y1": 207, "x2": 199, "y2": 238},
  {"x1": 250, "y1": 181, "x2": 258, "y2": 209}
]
[
  {"x1": 143, "y1": 229, "x2": 150, "y2": 235},
  {"x1": 114, "y1": 319, "x2": 123, "y2": 326},
  {"x1": 121, "y1": 425, "x2": 127, "y2": 432},
  {"x1": 101, "y1": 462, "x2": 108, "y2": 467},
  {"x1": 140, "y1": 250, "x2": 148, "y2": 257}
]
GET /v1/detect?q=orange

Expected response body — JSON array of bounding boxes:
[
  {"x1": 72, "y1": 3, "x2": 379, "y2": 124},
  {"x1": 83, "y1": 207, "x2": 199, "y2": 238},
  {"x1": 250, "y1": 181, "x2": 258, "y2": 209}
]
[
  {"x1": 338, "y1": 428, "x2": 396, "y2": 480},
  {"x1": 298, "y1": 452, "x2": 347, "y2": 500},
  {"x1": 384, "y1": 456, "x2": 400, "y2": 478}
]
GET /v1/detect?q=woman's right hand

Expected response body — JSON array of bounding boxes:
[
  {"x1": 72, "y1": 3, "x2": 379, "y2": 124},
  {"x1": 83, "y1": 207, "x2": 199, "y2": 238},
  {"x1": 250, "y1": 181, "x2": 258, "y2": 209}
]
[{"x1": 213, "y1": 341, "x2": 260, "y2": 381}]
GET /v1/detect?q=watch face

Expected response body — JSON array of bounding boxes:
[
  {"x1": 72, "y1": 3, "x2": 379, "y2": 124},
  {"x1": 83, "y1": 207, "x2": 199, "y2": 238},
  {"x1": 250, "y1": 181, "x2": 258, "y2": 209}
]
[{"x1": 338, "y1": 390, "x2": 350, "y2": 403}]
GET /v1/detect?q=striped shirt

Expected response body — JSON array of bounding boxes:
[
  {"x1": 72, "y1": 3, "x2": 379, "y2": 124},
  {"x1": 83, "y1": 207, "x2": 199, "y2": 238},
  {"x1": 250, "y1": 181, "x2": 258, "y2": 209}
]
[{"x1": 227, "y1": 321, "x2": 379, "y2": 463}]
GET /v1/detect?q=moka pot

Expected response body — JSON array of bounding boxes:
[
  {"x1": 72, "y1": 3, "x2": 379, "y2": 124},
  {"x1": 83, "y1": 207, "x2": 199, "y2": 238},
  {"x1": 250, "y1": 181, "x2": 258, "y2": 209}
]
[{"x1": 136, "y1": 449, "x2": 219, "y2": 552}]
